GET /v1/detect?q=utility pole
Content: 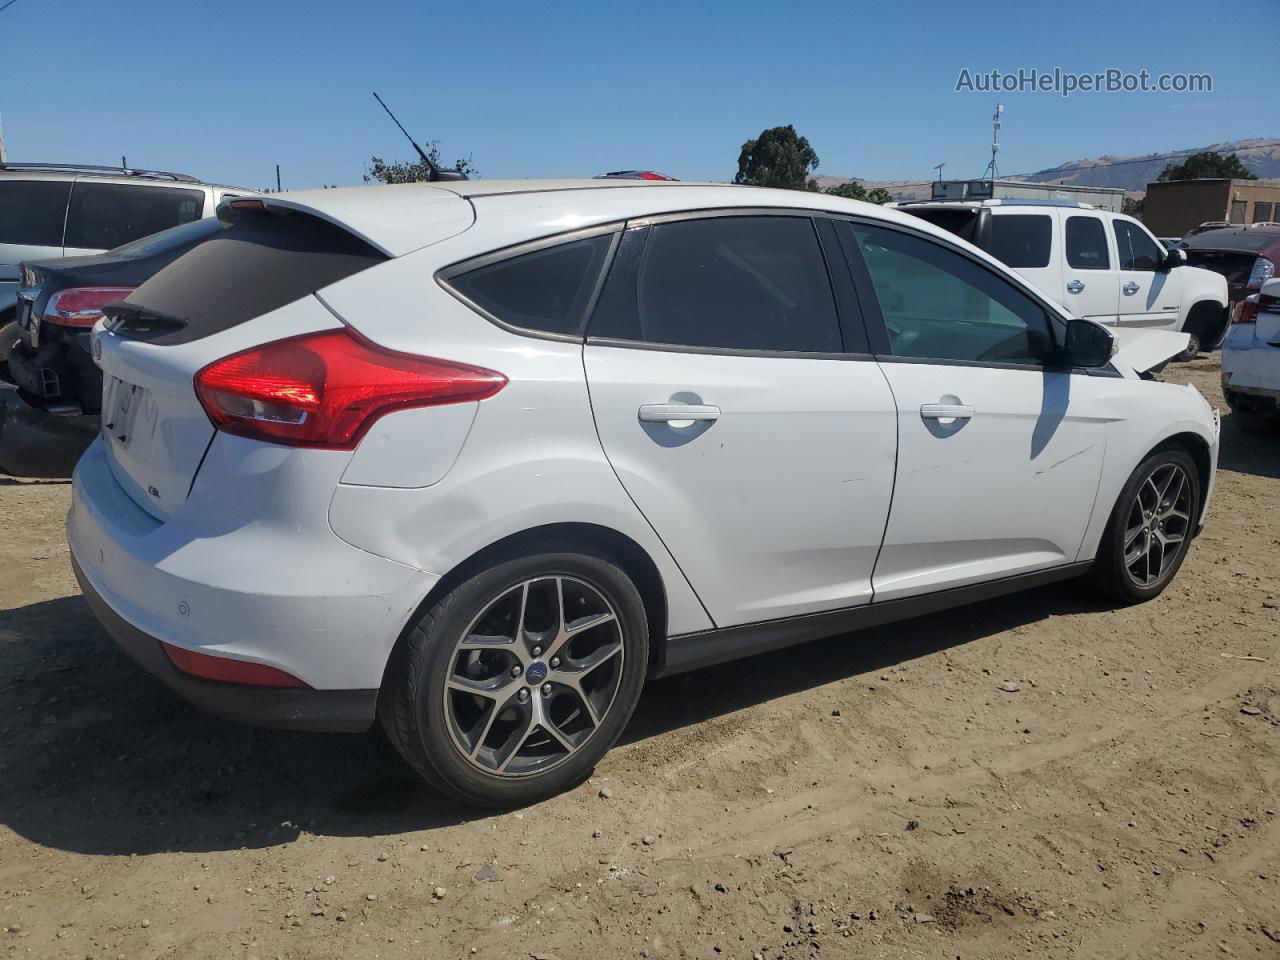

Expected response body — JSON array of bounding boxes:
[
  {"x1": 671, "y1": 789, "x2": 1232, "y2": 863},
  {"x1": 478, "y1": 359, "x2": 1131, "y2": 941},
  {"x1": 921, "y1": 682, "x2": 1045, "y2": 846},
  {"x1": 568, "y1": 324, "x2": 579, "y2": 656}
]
[
  {"x1": 276, "y1": 164, "x2": 282, "y2": 193},
  {"x1": 0, "y1": 114, "x2": 7, "y2": 163},
  {"x1": 933, "y1": 161, "x2": 945, "y2": 182}
]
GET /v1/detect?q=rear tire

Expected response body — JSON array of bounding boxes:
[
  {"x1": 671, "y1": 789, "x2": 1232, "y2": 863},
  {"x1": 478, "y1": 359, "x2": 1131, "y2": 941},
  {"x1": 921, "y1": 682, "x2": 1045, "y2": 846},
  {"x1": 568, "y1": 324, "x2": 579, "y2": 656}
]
[
  {"x1": 379, "y1": 549, "x2": 649, "y2": 807},
  {"x1": 1088, "y1": 446, "x2": 1200, "y2": 605}
]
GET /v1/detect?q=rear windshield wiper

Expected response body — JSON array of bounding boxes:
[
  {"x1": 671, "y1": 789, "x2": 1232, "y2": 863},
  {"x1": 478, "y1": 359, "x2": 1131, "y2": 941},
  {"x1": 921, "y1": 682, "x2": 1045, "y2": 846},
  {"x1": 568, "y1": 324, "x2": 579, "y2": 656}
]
[{"x1": 102, "y1": 300, "x2": 189, "y2": 339}]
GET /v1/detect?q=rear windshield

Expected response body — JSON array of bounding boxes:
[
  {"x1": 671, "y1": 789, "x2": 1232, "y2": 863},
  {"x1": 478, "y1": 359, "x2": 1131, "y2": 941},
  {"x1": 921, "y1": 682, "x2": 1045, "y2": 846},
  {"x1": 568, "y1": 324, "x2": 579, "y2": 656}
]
[
  {"x1": 123, "y1": 208, "x2": 387, "y2": 345},
  {"x1": 107, "y1": 217, "x2": 226, "y2": 258},
  {"x1": 65, "y1": 182, "x2": 206, "y2": 250},
  {"x1": 1182, "y1": 229, "x2": 1280, "y2": 253},
  {"x1": 901, "y1": 207, "x2": 980, "y2": 244},
  {"x1": 0, "y1": 179, "x2": 72, "y2": 247}
]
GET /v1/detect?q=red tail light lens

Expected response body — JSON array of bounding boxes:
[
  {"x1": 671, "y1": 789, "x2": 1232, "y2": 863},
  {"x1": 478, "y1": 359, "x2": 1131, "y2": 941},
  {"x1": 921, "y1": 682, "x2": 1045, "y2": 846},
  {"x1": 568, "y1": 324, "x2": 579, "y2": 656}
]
[
  {"x1": 162, "y1": 642, "x2": 308, "y2": 688},
  {"x1": 42, "y1": 286, "x2": 136, "y2": 328},
  {"x1": 1233, "y1": 298, "x2": 1259, "y2": 324},
  {"x1": 194, "y1": 327, "x2": 506, "y2": 449}
]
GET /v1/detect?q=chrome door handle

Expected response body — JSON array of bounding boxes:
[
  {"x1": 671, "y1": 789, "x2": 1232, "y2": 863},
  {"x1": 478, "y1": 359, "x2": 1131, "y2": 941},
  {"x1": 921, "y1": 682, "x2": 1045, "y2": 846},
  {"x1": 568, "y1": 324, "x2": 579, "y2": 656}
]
[
  {"x1": 1123, "y1": 282, "x2": 1140, "y2": 295},
  {"x1": 638, "y1": 403, "x2": 721, "y2": 423},
  {"x1": 920, "y1": 403, "x2": 974, "y2": 420},
  {"x1": 1066, "y1": 280, "x2": 1085, "y2": 294}
]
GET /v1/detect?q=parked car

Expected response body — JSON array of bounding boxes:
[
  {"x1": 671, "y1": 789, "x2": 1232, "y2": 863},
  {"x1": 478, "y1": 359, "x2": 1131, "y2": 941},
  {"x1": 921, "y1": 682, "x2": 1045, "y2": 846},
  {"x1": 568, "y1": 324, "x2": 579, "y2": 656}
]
[
  {"x1": 1182, "y1": 225, "x2": 1279, "y2": 313},
  {"x1": 0, "y1": 219, "x2": 230, "y2": 476},
  {"x1": 1221, "y1": 277, "x2": 1280, "y2": 432},
  {"x1": 70, "y1": 182, "x2": 1219, "y2": 806},
  {"x1": 1183, "y1": 221, "x2": 1231, "y2": 240},
  {"x1": 896, "y1": 199, "x2": 1229, "y2": 357},
  {"x1": 0, "y1": 162, "x2": 252, "y2": 369},
  {"x1": 594, "y1": 170, "x2": 678, "y2": 180}
]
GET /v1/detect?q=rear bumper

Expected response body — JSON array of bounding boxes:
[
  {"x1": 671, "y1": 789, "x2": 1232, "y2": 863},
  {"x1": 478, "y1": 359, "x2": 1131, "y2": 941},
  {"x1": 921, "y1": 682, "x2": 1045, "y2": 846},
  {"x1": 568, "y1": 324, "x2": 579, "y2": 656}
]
[
  {"x1": 73, "y1": 553, "x2": 378, "y2": 732},
  {"x1": 0, "y1": 385, "x2": 97, "y2": 477},
  {"x1": 68, "y1": 434, "x2": 439, "y2": 700}
]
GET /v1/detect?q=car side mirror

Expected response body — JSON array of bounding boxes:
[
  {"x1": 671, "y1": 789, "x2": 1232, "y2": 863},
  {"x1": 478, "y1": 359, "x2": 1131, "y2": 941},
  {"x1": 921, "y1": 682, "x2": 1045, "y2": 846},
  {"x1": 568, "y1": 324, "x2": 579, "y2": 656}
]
[
  {"x1": 1064, "y1": 317, "x2": 1115, "y2": 368},
  {"x1": 1162, "y1": 247, "x2": 1186, "y2": 270},
  {"x1": 1261, "y1": 277, "x2": 1280, "y2": 312}
]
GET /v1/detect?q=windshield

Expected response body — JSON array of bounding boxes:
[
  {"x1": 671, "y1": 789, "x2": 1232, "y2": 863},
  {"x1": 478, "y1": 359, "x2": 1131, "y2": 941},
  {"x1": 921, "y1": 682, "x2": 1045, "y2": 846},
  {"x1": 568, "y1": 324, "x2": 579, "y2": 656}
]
[{"x1": 106, "y1": 217, "x2": 226, "y2": 258}]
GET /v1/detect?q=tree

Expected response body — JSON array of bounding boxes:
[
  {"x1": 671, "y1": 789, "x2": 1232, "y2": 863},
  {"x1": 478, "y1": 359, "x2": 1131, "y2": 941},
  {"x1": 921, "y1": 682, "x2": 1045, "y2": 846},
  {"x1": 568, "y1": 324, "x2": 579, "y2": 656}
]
[
  {"x1": 1157, "y1": 151, "x2": 1255, "y2": 182},
  {"x1": 364, "y1": 147, "x2": 478, "y2": 184},
  {"x1": 1122, "y1": 196, "x2": 1145, "y2": 217},
  {"x1": 734, "y1": 125, "x2": 819, "y2": 191},
  {"x1": 824, "y1": 182, "x2": 894, "y2": 205}
]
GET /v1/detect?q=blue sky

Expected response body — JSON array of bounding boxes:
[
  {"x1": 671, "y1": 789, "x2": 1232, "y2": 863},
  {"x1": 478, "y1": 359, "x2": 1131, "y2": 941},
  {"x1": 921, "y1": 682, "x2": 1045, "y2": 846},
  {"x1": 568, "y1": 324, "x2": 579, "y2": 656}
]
[{"x1": 2, "y1": 0, "x2": 1272, "y2": 190}]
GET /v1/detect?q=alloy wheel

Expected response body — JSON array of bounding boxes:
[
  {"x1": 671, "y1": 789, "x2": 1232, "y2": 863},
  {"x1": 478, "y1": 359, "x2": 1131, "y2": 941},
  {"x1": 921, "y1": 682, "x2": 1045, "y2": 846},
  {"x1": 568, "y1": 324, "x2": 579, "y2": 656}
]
[
  {"x1": 443, "y1": 575, "x2": 624, "y2": 777},
  {"x1": 1122, "y1": 462, "x2": 1192, "y2": 586}
]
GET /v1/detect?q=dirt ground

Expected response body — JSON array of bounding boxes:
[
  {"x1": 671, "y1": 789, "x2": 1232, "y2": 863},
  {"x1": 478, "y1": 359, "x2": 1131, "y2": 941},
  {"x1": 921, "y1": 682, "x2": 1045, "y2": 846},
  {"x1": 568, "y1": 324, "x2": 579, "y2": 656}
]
[{"x1": 1, "y1": 357, "x2": 1277, "y2": 960}]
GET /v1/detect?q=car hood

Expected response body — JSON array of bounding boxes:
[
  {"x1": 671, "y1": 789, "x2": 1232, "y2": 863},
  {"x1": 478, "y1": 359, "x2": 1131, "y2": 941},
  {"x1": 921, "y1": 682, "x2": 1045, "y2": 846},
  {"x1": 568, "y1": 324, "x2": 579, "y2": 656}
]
[{"x1": 1108, "y1": 325, "x2": 1190, "y2": 376}]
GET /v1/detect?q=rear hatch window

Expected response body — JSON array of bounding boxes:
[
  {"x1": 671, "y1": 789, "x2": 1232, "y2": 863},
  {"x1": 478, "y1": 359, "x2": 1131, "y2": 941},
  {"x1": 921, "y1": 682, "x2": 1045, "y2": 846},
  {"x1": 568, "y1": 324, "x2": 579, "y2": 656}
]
[
  {"x1": 1184, "y1": 250, "x2": 1259, "y2": 289},
  {"x1": 117, "y1": 207, "x2": 388, "y2": 345}
]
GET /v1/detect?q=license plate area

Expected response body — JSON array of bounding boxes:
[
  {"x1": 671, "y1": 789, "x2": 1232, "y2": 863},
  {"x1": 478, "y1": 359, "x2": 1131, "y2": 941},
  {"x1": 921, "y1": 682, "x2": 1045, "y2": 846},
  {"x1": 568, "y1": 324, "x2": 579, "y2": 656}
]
[{"x1": 102, "y1": 375, "x2": 146, "y2": 449}]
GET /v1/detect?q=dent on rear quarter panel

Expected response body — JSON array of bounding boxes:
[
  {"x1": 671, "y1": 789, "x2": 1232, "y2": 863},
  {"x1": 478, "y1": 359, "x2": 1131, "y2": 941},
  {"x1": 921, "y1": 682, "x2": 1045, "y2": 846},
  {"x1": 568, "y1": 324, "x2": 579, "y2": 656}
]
[{"x1": 318, "y1": 251, "x2": 715, "y2": 637}]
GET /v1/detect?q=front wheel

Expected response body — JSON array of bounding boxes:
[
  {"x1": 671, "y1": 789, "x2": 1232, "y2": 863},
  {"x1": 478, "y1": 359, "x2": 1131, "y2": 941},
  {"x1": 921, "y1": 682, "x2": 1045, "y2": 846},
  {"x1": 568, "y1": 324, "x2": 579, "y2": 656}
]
[
  {"x1": 1177, "y1": 332, "x2": 1201, "y2": 362},
  {"x1": 379, "y1": 550, "x2": 649, "y2": 807},
  {"x1": 1088, "y1": 447, "x2": 1200, "y2": 604}
]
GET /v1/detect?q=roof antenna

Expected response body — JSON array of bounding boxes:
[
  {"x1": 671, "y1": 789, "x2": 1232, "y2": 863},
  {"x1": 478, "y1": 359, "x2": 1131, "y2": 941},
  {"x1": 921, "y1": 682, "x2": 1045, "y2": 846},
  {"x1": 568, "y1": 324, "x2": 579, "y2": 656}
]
[{"x1": 372, "y1": 91, "x2": 466, "y2": 182}]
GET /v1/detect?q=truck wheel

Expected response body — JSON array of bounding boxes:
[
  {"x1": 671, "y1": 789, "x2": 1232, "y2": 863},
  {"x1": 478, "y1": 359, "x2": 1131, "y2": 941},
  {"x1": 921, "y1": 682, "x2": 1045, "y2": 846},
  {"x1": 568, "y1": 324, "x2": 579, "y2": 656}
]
[{"x1": 1177, "y1": 332, "x2": 1200, "y2": 362}]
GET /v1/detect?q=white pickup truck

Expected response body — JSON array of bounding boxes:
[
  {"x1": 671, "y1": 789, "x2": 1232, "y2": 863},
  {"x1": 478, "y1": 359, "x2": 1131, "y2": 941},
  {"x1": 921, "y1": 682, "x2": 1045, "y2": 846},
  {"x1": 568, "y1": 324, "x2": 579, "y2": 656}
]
[{"x1": 898, "y1": 199, "x2": 1230, "y2": 357}]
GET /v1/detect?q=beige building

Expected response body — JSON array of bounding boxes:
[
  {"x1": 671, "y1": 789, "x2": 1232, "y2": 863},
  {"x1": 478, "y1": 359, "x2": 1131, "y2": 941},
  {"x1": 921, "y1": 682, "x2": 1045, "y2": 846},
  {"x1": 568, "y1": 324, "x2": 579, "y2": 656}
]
[{"x1": 1143, "y1": 178, "x2": 1280, "y2": 237}]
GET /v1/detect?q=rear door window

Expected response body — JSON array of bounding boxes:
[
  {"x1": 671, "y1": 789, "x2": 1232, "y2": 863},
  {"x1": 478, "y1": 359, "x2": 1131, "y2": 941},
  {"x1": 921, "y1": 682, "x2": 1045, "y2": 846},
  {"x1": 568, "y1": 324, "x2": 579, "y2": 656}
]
[
  {"x1": 445, "y1": 234, "x2": 614, "y2": 336},
  {"x1": 1065, "y1": 216, "x2": 1111, "y2": 270},
  {"x1": 589, "y1": 215, "x2": 843, "y2": 353},
  {"x1": 64, "y1": 182, "x2": 206, "y2": 250},
  {"x1": 989, "y1": 214, "x2": 1052, "y2": 268},
  {"x1": 0, "y1": 180, "x2": 72, "y2": 246}
]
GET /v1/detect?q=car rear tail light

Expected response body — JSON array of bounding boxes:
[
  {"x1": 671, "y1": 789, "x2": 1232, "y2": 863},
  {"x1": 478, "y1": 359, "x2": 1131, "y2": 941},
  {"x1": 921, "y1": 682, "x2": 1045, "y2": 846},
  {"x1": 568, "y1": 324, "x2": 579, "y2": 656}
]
[
  {"x1": 1233, "y1": 298, "x2": 1259, "y2": 324},
  {"x1": 162, "y1": 642, "x2": 309, "y2": 688},
  {"x1": 42, "y1": 286, "x2": 136, "y2": 328},
  {"x1": 194, "y1": 327, "x2": 506, "y2": 449},
  {"x1": 1246, "y1": 257, "x2": 1275, "y2": 289}
]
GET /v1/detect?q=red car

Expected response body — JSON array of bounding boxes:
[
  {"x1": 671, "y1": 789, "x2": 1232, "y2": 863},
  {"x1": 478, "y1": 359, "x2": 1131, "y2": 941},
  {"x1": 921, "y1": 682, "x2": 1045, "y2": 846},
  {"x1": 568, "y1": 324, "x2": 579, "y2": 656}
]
[{"x1": 1182, "y1": 225, "x2": 1280, "y2": 308}]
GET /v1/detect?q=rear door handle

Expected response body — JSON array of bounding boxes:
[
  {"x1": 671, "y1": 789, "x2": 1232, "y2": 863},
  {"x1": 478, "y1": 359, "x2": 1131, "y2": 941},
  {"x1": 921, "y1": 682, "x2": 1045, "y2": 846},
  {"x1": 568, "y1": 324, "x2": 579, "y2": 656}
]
[
  {"x1": 1123, "y1": 282, "x2": 1140, "y2": 295},
  {"x1": 920, "y1": 403, "x2": 974, "y2": 421},
  {"x1": 1066, "y1": 280, "x2": 1085, "y2": 294},
  {"x1": 638, "y1": 403, "x2": 721, "y2": 423}
]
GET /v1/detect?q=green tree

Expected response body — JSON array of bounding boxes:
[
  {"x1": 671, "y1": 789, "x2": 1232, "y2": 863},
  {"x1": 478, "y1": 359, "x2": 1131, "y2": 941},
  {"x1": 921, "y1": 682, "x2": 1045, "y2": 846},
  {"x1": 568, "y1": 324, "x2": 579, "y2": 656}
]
[
  {"x1": 1157, "y1": 151, "x2": 1255, "y2": 182},
  {"x1": 824, "y1": 181, "x2": 867, "y2": 201},
  {"x1": 364, "y1": 147, "x2": 477, "y2": 184},
  {"x1": 824, "y1": 182, "x2": 894, "y2": 204},
  {"x1": 734, "y1": 125, "x2": 819, "y2": 191},
  {"x1": 1122, "y1": 196, "x2": 1145, "y2": 217}
]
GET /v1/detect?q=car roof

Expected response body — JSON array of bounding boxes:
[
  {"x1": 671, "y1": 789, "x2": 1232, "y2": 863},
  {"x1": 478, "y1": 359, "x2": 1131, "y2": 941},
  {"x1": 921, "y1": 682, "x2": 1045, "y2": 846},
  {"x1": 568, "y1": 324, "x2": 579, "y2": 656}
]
[
  {"x1": 265, "y1": 179, "x2": 966, "y2": 260},
  {"x1": 0, "y1": 166, "x2": 248, "y2": 192},
  {"x1": 1183, "y1": 225, "x2": 1280, "y2": 253}
]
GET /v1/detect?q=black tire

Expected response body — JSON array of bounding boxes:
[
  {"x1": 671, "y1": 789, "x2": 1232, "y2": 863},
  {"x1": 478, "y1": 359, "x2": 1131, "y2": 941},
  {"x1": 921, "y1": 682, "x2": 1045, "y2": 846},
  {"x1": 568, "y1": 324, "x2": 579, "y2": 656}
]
[
  {"x1": 379, "y1": 548, "x2": 649, "y2": 807},
  {"x1": 1088, "y1": 446, "x2": 1200, "y2": 605},
  {"x1": 1232, "y1": 409, "x2": 1280, "y2": 436},
  {"x1": 1176, "y1": 332, "x2": 1200, "y2": 362}
]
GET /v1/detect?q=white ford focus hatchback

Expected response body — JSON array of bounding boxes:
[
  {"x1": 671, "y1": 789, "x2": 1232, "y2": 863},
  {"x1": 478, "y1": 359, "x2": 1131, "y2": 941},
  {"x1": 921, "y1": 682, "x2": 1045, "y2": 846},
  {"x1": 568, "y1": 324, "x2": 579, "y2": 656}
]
[{"x1": 69, "y1": 180, "x2": 1219, "y2": 806}]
